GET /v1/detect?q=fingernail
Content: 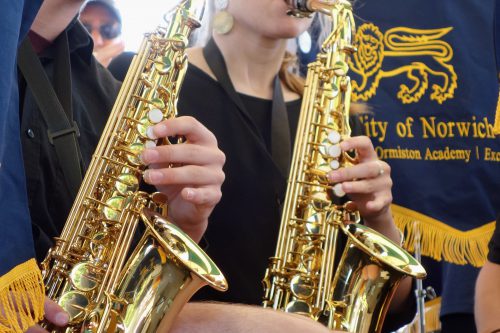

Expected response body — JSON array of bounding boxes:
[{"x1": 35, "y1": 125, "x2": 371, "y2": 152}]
[
  {"x1": 340, "y1": 141, "x2": 350, "y2": 151},
  {"x1": 342, "y1": 183, "x2": 352, "y2": 191},
  {"x1": 141, "y1": 149, "x2": 159, "y2": 164},
  {"x1": 185, "y1": 189, "x2": 194, "y2": 200},
  {"x1": 328, "y1": 171, "x2": 340, "y2": 182},
  {"x1": 154, "y1": 124, "x2": 168, "y2": 137},
  {"x1": 144, "y1": 170, "x2": 163, "y2": 183},
  {"x1": 55, "y1": 312, "x2": 69, "y2": 326}
]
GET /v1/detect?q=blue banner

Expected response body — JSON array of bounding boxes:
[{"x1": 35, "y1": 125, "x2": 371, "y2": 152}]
[{"x1": 348, "y1": 0, "x2": 500, "y2": 267}]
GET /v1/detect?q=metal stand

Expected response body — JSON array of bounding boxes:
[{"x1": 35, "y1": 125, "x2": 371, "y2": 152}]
[{"x1": 414, "y1": 223, "x2": 426, "y2": 333}]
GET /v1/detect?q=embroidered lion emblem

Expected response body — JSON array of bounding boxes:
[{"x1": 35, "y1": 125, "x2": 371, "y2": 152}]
[{"x1": 349, "y1": 23, "x2": 457, "y2": 104}]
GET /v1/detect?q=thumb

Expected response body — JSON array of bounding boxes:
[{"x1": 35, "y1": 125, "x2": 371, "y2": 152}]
[{"x1": 43, "y1": 297, "x2": 69, "y2": 327}]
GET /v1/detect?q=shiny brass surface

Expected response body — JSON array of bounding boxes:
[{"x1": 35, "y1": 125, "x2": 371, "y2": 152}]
[
  {"x1": 262, "y1": 1, "x2": 425, "y2": 332},
  {"x1": 40, "y1": 1, "x2": 227, "y2": 332},
  {"x1": 285, "y1": 0, "x2": 339, "y2": 17}
]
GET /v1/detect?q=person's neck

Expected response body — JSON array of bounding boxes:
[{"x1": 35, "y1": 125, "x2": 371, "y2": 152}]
[
  {"x1": 31, "y1": 0, "x2": 84, "y2": 42},
  {"x1": 213, "y1": 26, "x2": 287, "y2": 100}
]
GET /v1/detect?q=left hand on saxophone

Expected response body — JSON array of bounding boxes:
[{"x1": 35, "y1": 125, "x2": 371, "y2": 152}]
[
  {"x1": 326, "y1": 135, "x2": 401, "y2": 243},
  {"x1": 140, "y1": 116, "x2": 226, "y2": 243}
]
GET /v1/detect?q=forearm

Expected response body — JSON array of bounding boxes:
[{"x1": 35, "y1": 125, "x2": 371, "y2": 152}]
[
  {"x1": 363, "y1": 208, "x2": 402, "y2": 245},
  {"x1": 475, "y1": 261, "x2": 500, "y2": 333},
  {"x1": 171, "y1": 217, "x2": 207, "y2": 243},
  {"x1": 387, "y1": 276, "x2": 413, "y2": 312},
  {"x1": 170, "y1": 302, "x2": 337, "y2": 333},
  {"x1": 362, "y1": 209, "x2": 413, "y2": 314}
]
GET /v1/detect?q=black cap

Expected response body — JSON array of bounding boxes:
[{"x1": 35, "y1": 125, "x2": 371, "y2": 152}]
[{"x1": 82, "y1": 0, "x2": 122, "y2": 24}]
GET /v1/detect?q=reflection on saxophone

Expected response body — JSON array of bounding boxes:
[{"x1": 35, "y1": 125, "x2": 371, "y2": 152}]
[
  {"x1": 262, "y1": 1, "x2": 426, "y2": 332},
  {"x1": 40, "y1": 1, "x2": 227, "y2": 332}
]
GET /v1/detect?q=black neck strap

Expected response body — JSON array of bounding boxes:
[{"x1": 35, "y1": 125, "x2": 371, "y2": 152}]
[
  {"x1": 18, "y1": 31, "x2": 83, "y2": 198},
  {"x1": 203, "y1": 38, "x2": 291, "y2": 177}
]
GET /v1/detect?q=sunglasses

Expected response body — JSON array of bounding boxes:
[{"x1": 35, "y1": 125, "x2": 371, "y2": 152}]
[{"x1": 82, "y1": 22, "x2": 121, "y2": 40}]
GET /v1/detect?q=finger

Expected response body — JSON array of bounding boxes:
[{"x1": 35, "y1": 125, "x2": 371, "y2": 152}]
[
  {"x1": 181, "y1": 187, "x2": 223, "y2": 206},
  {"x1": 344, "y1": 187, "x2": 392, "y2": 215},
  {"x1": 327, "y1": 160, "x2": 390, "y2": 183},
  {"x1": 341, "y1": 175, "x2": 392, "y2": 195},
  {"x1": 340, "y1": 136, "x2": 378, "y2": 162},
  {"x1": 365, "y1": 197, "x2": 392, "y2": 213},
  {"x1": 144, "y1": 165, "x2": 225, "y2": 186},
  {"x1": 141, "y1": 144, "x2": 225, "y2": 166},
  {"x1": 100, "y1": 41, "x2": 125, "y2": 56},
  {"x1": 26, "y1": 325, "x2": 49, "y2": 333},
  {"x1": 149, "y1": 116, "x2": 217, "y2": 146},
  {"x1": 43, "y1": 298, "x2": 69, "y2": 327}
]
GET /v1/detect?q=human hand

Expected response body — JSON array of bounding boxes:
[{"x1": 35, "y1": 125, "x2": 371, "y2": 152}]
[
  {"x1": 26, "y1": 297, "x2": 69, "y2": 333},
  {"x1": 93, "y1": 38, "x2": 125, "y2": 67},
  {"x1": 327, "y1": 136, "x2": 396, "y2": 234},
  {"x1": 140, "y1": 116, "x2": 225, "y2": 242}
]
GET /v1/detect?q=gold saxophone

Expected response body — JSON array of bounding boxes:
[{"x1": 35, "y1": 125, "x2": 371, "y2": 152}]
[
  {"x1": 262, "y1": 1, "x2": 426, "y2": 332},
  {"x1": 40, "y1": 1, "x2": 227, "y2": 332}
]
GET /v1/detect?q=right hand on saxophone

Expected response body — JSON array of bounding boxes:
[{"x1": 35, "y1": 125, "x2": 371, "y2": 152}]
[
  {"x1": 25, "y1": 298, "x2": 68, "y2": 333},
  {"x1": 326, "y1": 135, "x2": 402, "y2": 243},
  {"x1": 140, "y1": 116, "x2": 226, "y2": 243}
]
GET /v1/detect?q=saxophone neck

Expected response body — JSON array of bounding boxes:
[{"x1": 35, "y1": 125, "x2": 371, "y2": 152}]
[
  {"x1": 177, "y1": 0, "x2": 206, "y2": 23},
  {"x1": 286, "y1": 0, "x2": 351, "y2": 17}
]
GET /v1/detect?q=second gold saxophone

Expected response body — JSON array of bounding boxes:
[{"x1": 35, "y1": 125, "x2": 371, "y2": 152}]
[
  {"x1": 262, "y1": 1, "x2": 426, "y2": 332},
  {"x1": 40, "y1": 1, "x2": 227, "y2": 332}
]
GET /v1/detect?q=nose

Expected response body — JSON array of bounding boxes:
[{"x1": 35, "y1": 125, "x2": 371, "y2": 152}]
[{"x1": 91, "y1": 30, "x2": 104, "y2": 47}]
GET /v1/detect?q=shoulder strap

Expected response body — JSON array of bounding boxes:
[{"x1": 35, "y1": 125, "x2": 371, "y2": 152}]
[{"x1": 18, "y1": 32, "x2": 83, "y2": 198}]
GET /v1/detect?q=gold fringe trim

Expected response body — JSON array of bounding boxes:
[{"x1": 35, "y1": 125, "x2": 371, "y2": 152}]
[
  {"x1": 0, "y1": 259, "x2": 45, "y2": 333},
  {"x1": 495, "y1": 90, "x2": 500, "y2": 135},
  {"x1": 392, "y1": 204, "x2": 495, "y2": 267}
]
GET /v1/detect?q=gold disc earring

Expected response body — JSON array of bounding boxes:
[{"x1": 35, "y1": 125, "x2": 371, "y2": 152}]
[{"x1": 213, "y1": 0, "x2": 234, "y2": 35}]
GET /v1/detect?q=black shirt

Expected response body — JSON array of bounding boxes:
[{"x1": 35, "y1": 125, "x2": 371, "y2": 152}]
[
  {"x1": 178, "y1": 64, "x2": 301, "y2": 304},
  {"x1": 20, "y1": 21, "x2": 121, "y2": 261}
]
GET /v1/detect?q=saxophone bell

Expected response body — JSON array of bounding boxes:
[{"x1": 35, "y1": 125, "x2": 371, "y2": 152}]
[
  {"x1": 104, "y1": 209, "x2": 227, "y2": 333},
  {"x1": 325, "y1": 223, "x2": 426, "y2": 332}
]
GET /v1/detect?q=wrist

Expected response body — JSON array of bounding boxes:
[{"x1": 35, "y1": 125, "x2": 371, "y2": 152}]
[
  {"x1": 363, "y1": 211, "x2": 402, "y2": 244},
  {"x1": 169, "y1": 216, "x2": 208, "y2": 243}
]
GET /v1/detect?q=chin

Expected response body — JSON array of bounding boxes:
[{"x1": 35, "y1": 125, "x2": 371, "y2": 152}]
[
  {"x1": 269, "y1": 15, "x2": 312, "y2": 39},
  {"x1": 278, "y1": 24, "x2": 311, "y2": 39}
]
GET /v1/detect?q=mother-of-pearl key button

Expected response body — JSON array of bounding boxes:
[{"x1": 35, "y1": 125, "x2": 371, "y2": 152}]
[
  {"x1": 328, "y1": 144, "x2": 341, "y2": 158},
  {"x1": 148, "y1": 108, "x2": 164, "y2": 124},
  {"x1": 146, "y1": 126, "x2": 156, "y2": 140},
  {"x1": 145, "y1": 140, "x2": 157, "y2": 149},
  {"x1": 333, "y1": 183, "x2": 345, "y2": 197},
  {"x1": 330, "y1": 160, "x2": 340, "y2": 170},
  {"x1": 328, "y1": 130, "x2": 341, "y2": 144}
]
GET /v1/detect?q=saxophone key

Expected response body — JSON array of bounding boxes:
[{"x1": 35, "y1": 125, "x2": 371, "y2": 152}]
[
  {"x1": 327, "y1": 144, "x2": 341, "y2": 158},
  {"x1": 148, "y1": 108, "x2": 164, "y2": 124},
  {"x1": 332, "y1": 183, "x2": 345, "y2": 197},
  {"x1": 69, "y1": 262, "x2": 100, "y2": 292},
  {"x1": 328, "y1": 130, "x2": 341, "y2": 144},
  {"x1": 154, "y1": 56, "x2": 172, "y2": 75}
]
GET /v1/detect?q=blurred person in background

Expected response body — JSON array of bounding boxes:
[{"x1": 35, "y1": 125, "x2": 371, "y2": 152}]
[{"x1": 79, "y1": 0, "x2": 124, "y2": 67}]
